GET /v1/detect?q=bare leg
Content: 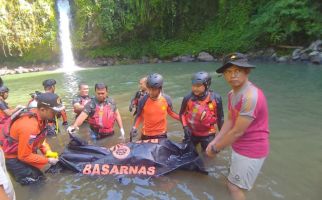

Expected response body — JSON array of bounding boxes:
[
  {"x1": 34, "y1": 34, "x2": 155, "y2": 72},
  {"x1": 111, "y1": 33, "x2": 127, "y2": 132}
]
[{"x1": 227, "y1": 180, "x2": 246, "y2": 200}]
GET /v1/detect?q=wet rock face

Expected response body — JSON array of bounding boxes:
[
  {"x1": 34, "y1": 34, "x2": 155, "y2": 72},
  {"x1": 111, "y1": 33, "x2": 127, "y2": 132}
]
[{"x1": 248, "y1": 40, "x2": 322, "y2": 65}]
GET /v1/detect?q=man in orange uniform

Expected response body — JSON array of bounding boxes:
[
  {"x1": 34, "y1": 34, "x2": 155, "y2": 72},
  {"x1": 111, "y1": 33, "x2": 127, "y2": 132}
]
[
  {"x1": 4, "y1": 93, "x2": 62, "y2": 185},
  {"x1": 130, "y1": 73, "x2": 180, "y2": 140}
]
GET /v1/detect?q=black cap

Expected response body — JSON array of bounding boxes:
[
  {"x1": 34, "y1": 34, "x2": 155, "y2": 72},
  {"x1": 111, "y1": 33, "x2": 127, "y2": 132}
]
[
  {"x1": 216, "y1": 52, "x2": 255, "y2": 73},
  {"x1": 0, "y1": 85, "x2": 9, "y2": 93},
  {"x1": 37, "y1": 93, "x2": 64, "y2": 112},
  {"x1": 42, "y1": 79, "x2": 56, "y2": 88}
]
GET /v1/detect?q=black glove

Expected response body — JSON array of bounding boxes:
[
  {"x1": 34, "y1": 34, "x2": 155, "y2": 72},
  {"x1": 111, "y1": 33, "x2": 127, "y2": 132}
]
[
  {"x1": 130, "y1": 127, "x2": 138, "y2": 140},
  {"x1": 62, "y1": 121, "x2": 68, "y2": 126},
  {"x1": 183, "y1": 126, "x2": 192, "y2": 142},
  {"x1": 129, "y1": 104, "x2": 134, "y2": 112}
]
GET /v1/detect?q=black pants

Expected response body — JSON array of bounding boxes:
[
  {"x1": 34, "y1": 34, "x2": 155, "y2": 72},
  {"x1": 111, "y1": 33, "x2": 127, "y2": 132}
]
[
  {"x1": 141, "y1": 134, "x2": 167, "y2": 140},
  {"x1": 191, "y1": 135, "x2": 215, "y2": 151},
  {"x1": 6, "y1": 158, "x2": 45, "y2": 185}
]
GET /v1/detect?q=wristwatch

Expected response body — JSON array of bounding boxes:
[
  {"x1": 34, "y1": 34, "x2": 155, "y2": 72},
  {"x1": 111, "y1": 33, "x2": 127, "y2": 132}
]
[{"x1": 211, "y1": 144, "x2": 221, "y2": 154}]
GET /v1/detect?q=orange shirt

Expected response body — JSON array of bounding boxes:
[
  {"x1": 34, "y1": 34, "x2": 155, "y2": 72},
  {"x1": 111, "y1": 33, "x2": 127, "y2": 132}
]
[
  {"x1": 134, "y1": 96, "x2": 179, "y2": 136},
  {"x1": 5, "y1": 109, "x2": 51, "y2": 169}
]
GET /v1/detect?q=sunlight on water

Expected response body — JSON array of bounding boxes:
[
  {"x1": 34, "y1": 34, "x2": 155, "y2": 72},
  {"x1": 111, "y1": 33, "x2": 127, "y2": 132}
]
[{"x1": 57, "y1": 0, "x2": 79, "y2": 72}]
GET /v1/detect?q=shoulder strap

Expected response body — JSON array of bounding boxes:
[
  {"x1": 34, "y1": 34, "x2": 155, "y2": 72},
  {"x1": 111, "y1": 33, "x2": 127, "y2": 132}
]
[
  {"x1": 3, "y1": 108, "x2": 37, "y2": 137},
  {"x1": 179, "y1": 93, "x2": 193, "y2": 116},
  {"x1": 135, "y1": 94, "x2": 149, "y2": 118},
  {"x1": 163, "y1": 94, "x2": 173, "y2": 109}
]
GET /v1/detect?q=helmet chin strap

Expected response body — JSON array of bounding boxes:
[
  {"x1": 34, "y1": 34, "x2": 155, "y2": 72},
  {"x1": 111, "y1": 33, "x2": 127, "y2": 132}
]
[{"x1": 192, "y1": 90, "x2": 208, "y2": 101}]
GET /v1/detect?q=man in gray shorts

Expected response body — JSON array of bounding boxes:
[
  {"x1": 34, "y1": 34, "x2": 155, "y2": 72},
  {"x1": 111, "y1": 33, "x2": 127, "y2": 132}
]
[{"x1": 206, "y1": 53, "x2": 270, "y2": 200}]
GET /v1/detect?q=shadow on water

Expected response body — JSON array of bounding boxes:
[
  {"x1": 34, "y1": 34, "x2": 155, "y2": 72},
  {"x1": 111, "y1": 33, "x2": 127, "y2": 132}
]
[{"x1": 3, "y1": 62, "x2": 322, "y2": 200}]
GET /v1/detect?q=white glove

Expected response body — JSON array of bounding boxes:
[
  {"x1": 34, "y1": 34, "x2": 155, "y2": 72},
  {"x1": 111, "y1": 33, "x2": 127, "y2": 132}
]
[
  {"x1": 15, "y1": 105, "x2": 26, "y2": 109},
  {"x1": 67, "y1": 126, "x2": 78, "y2": 134},
  {"x1": 120, "y1": 128, "x2": 125, "y2": 139},
  {"x1": 48, "y1": 158, "x2": 59, "y2": 165}
]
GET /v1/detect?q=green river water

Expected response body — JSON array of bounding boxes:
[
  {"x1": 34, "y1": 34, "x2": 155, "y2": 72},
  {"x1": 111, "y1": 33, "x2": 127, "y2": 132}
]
[{"x1": 2, "y1": 62, "x2": 321, "y2": 200}]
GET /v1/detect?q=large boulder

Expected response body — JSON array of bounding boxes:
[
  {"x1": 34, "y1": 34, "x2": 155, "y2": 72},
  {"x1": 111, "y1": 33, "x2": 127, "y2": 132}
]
[
  {"x1": 300, "y1": 53, "x2": 310, "y2": 61},
  {"x1": 292, "y1": 48, "x2": 302, "y2": 60},
  {"x1": 276, "y1": 56, "x2": 289, "y2": 63},
  {"x1": 197, "y1": 52, "x2": 214, "y2": 62},
  {"x1": 310, "y1": 52, "x2": 322, "y2": 64},
  {"x1": 308, "y1": 40, "x2": 322, "y2": 51}
]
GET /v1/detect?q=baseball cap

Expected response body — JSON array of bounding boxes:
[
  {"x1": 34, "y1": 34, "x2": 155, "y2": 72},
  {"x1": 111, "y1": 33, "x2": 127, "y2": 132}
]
[
  {"x1": 37, "y1": 93, "x2": 64, "y2": 112},
  {"x1": 42, "y1": 79, "x2": 56, "y2": 88},
  {"x1": 216, "y1": 52, "x2": 255, "y2": 73}
]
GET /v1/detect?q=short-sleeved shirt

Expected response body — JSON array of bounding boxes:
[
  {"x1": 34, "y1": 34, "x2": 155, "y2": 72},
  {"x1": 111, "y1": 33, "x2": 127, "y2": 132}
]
[
  {"x1": 0, "y1": 149, "x2": 16, "y2": 200},
  {"x1": 134, "y1": 95, "x2": 179, "y2": 136},
  {"x1": 83, "y1": 97, "x2": 117, "y2": 117},
  {"x1": 0, "y1": 100, "x2": 9, "y2": 111},
  {"x1": 228, "y1": 81, "x2": 269, "y2": 158}
]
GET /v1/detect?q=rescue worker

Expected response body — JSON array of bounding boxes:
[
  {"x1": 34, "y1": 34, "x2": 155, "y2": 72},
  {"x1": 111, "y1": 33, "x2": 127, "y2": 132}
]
[
  {"x1": 129, "y1": 76, "x2": 148, "y2": 115},
  {"x1": 179, "y1": 71, "x2": 224, "y2": 150},
  {"x1": 67, "y1": 83, "x2": 125, "y2": 140},
  {"x1": 72, "y1": 83, "x2": 91, "y2": 118},
  {"x1": 0, "y1": 85, "x2": 25, "y2": 142},
  {"x1": 28, "y1": 79, "x2": 68, "y2": 136},
  {"x1": 0, "y1": 85, "x2": 25, "y2": 119},
  {"x1": 3, "y1": 93, "x2": 62, "y2": 185},
  {"x1": 130, "y1": 73, "x2": 180, "y2": 140}
]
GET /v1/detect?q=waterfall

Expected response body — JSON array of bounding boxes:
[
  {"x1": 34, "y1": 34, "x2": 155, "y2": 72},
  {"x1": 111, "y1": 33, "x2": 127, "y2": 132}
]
[{"x1": 57, "y1": 0, "x2": 78, "y2": 72}]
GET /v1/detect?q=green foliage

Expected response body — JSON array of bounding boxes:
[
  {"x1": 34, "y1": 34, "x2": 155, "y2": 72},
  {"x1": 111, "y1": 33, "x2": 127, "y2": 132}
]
[
  {"x1": 1, "y1": 0, "x2": 320, "y2": 64},
  {"x1": 0, "y1": 0, "x2": 58, "y2": 60},
  {"x1": 85, "y1": 0, "x2": 255, "y2": 58},
  {"x1": 249, "y1": 0, "x2": 322, "y2": 45}
]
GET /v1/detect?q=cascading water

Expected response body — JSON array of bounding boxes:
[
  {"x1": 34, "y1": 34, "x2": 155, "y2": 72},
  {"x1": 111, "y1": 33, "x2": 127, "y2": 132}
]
[{"x1": 57, "y1": 0, "x2": 78, "y2": 72}]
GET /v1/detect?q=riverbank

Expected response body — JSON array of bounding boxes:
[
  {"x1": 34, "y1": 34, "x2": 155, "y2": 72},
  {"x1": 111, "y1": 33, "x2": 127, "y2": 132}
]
[{"x1": 1, "y1": 40, "x2": 321, "y2": 76}]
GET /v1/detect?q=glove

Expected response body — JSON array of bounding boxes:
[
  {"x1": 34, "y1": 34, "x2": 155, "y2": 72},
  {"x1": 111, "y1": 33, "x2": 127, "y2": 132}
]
[
  {"x1": 62, "y1": 121, "x2": 68, "y2": 128},
  {"x1": 120, "y1": 128, "x2": 125, "y2": 138},
  {"x1": 48, "y1": 158, "x2": 59, "y2": 165},
  {"x1": 130, "y1": 127, "x2": 138, "y2": 139},
  {"x1": 15, "y1": 105, "x2": 26, "y2": 109},
  {"x1": 129, "y1": 104, "x2": 134, "y2": 112},
  {"x1": 46, "y1": 151, "x2": 59, "y2": 159},
  {"x1": 67, "y1": 126, "x2": 78, "y2": 134},
  {"x1": 183, "y1": 126, "x2": 192, "y2": 142}
]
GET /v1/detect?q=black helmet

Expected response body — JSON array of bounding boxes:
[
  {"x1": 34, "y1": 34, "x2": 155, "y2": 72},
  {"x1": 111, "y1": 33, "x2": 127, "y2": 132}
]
[
  {"x1": 191, "y1": 71, "x2": 211, "y2": 90},
  {"x1": 147, "y1": 73, "x2": 163, "y2": 88},
  {"x1": 42, "y1": 79, "x2": 56, "y2": 88},
  {"x1": 0, "y1": 85, "x2": 9, "y2": 93}
]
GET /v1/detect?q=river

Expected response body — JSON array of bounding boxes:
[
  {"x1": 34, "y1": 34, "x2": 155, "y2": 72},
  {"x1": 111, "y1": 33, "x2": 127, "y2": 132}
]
[{"x1": 2, "y1": 62, "x2": 321, "y2": 200}]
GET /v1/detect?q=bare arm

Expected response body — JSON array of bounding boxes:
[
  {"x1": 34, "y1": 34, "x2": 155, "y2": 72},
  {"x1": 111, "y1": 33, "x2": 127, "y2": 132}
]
[
  {"x1": 72, "y1": 111, "x2": 89, "y2": 128},
  {"x1": 2, "y1": 106, "x2": 21, "y2": 116},
  {"x1": 73, "y1": 103, "x2": 85, "y2": 114},
  {"x1": 206, "y1": 114, "x2": 253, "y2": 156},
  {"x1": 115, "y1": 109, "x2": 123, "y2": 129}
]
